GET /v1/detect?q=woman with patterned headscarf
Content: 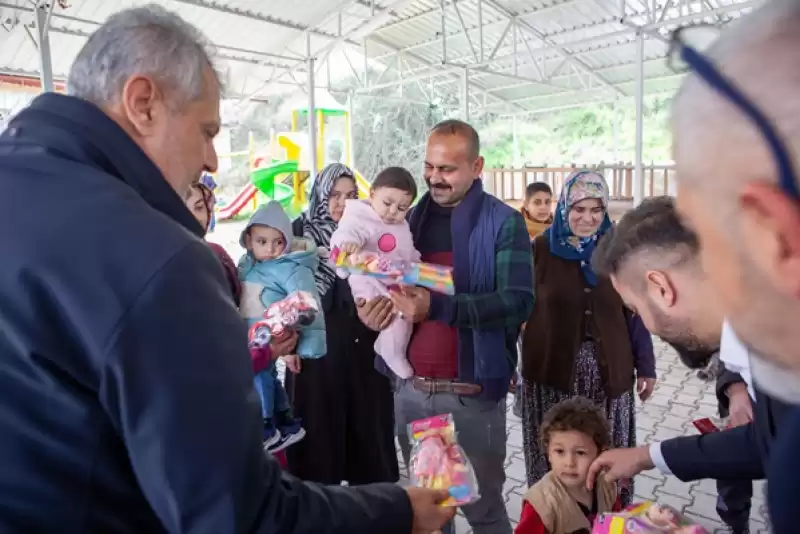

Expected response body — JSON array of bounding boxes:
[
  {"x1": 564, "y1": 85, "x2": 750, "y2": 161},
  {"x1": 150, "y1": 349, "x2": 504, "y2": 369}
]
[
  {"x1": 518, "y1": 170, "x2": 657, "y2": 506},
  {"x1": 284, "y1": 163, "x2": 400, "y2": 485}
]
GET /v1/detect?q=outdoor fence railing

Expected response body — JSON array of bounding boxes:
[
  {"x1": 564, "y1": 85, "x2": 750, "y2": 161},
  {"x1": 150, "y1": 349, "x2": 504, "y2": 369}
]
[{"x1": 483, "y1": 163, "x2": 676, "y2": 205}]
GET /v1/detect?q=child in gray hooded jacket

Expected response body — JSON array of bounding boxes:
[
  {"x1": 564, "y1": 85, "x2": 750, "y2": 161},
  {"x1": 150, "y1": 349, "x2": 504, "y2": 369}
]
[{"x1": 238, "y1": 200, "x2": 326, "y2": 452}]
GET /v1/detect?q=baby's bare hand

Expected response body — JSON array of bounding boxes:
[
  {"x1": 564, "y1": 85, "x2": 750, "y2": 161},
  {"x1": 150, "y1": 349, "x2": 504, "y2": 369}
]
[{"x1": 341, "y1": 242, "x2": 361, "y2": 255}]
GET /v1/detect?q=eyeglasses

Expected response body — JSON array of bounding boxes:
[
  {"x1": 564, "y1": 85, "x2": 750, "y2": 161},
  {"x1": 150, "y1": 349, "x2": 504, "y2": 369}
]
[{"x1": 667, "y1": 24, "x2": 798, "y2": 199}]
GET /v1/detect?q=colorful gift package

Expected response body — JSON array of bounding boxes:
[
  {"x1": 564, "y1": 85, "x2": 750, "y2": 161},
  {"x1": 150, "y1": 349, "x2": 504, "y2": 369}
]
[
  {"x1": 592, "y1": 501, "x2": 708, "y2": 534},
  {"x1": 407, "y1": 414, "x2": 480, "y2": 507},
  {"x1": 248, "y1": 291, "x2": 319, "y2": 346},
  {"x1": 330, "y1": 247, "x2": 455, "y2": 295}
]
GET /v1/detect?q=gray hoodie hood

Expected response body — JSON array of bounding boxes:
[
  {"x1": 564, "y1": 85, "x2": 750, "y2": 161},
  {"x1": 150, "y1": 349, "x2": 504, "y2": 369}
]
[{"x1": 239, "y1": 200, "x2": 293, "y2": 248}]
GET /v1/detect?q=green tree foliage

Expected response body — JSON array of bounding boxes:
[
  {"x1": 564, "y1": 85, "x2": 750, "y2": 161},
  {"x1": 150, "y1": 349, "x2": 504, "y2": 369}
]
[
  {"x1": 351, "y1": 97, "x2": 446, "y2": 186},
  {"x1": 480, "y1": 97, "x2": 673, "y2": 168}
]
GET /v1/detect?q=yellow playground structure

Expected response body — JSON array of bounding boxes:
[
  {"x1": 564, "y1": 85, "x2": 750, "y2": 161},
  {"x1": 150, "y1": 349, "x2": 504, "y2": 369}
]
[{"x1": 216, "y1": 103, "x2": 371, "y2": 221}]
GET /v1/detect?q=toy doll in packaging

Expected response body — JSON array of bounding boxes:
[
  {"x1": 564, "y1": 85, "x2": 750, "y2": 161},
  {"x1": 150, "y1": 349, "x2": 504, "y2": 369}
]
[
  {"x1": 408, "y1": 414, "x2": 480, "y2": 506},
  {"x1": 592, "y1": 502, "x2": 708, "y2": 534},
  {"x1": 330, "y1": 247, "x2": 455, "y2": 295},
  {"x1": 248, "y1": 290, "x2": 319, "y2": 346}
]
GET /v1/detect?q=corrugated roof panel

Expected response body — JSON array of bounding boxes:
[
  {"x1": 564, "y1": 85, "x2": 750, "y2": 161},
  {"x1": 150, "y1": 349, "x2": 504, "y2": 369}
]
[{"x1": 0, "y1": 0, "x2": 760, "y2": 107}]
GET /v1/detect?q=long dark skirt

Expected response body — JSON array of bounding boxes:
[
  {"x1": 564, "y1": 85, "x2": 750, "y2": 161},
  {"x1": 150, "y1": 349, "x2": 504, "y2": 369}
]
[
  {"x1": 284, "y1": 313, "x2": 398, "y2": 485},
  {"x1": 521, "y1": 341, "x2": 636, "y2": 506}
]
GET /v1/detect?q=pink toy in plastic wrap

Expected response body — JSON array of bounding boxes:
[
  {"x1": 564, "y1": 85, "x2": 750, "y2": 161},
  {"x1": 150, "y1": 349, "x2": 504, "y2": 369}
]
[
  {"x1": 592, "y1": 502, "x2": 708, "y2": 534},
  {"x1": 248, "y1": 291, "x2": 319, "y2": 347},
  {"x1": 408, "y1": 414, "x2": 480, "y2": 507},
  {"x1": 330, "y1": 247, "x2": 455, "y2": 295}
]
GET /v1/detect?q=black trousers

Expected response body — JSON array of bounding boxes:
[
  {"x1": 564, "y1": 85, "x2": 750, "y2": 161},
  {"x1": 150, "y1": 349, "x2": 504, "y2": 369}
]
[
  {"x1": 285, "y1": 348, "x2": 399, "y2": 486},
  {"x1": 716, "y1": 477, "x2": 752, "y2": 530}
]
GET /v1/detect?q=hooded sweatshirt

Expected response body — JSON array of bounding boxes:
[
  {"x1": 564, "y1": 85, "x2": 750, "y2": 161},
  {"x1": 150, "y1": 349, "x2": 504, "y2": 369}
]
[{"x1": 238, "y1": 201, "x2": 326, "y2": 358}]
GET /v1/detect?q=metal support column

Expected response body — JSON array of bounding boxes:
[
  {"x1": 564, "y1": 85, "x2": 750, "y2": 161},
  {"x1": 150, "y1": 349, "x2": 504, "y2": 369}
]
[
  {"x1": 34, "y1": 4, "x2": 54, "y2": 92},
  {"x1": 633, "y1": 31, "x2": 645, "y2": 207},
  {"x1": 307, "y1": 57, "x2": 318, "y2": 182},
  {"x1": 461, "y1": 68, "x2": 469, "y2": 122},
  {"x1": 611, "y1": 97, "x2": 618, "y2": 163},
  {"x1": 440, "y1": 0, "x2": 447, "y2": 63},
  {"x1": 346, "y1": 92, "x2": 355, "y2": 167},
  {"x1": 512, "y1": 115, "x2": 521, "y2": 167},
  {"x1": 478, "y1": 0, "x2": 484, "y2": 62}
]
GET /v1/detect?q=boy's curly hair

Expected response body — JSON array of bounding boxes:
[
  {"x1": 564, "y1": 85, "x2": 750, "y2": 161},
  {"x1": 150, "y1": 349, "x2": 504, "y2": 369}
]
[{"x1": 539, "y1": 397, "x2": 611, "y2": 451}]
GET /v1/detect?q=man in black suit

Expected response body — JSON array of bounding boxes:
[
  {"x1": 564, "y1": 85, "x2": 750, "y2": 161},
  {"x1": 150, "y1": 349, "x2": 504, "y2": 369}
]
[
  {"x1": 593, "y1": 2, "x2": 800, "y2": 531},
  {"x1": 588, "y1": 197, "x2": 789, "y2": 533}
]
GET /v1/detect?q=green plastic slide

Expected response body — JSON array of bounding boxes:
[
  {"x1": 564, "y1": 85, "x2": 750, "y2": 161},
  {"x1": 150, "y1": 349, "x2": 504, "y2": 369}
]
[{"x1": 250, "y1": 160, "x2": 302, "y2": 219}]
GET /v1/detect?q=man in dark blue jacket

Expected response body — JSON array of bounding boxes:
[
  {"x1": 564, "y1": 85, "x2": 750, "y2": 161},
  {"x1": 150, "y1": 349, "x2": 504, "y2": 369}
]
[{"x1": 0, "y1": 5, "x2": 453, "y2": 533}]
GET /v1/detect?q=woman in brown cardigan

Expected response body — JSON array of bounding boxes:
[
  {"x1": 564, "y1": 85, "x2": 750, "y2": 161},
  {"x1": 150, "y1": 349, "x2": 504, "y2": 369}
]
[{"x1": 519, "y1": 170, "x2": 657, "y2": 507}]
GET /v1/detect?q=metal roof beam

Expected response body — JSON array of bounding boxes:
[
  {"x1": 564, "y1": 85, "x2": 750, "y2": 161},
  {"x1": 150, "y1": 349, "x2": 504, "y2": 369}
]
[
  {"x1": 372, "y1": 0, "x2": 593, "y2": 60},
  {"x1": 443, "y1": 53, "x2": 674, "y2": 95},
  {"x1": 467, "y1": 38, "x2": 661, "y2": 89},
  {"x1": 391, "y1": 0, "x2": 753, "y2": 83},
  {"x1": 234, "y1": 3, "x2": 412, "y2": 104},
  {"x1": 370, "y1": 0, "x2": 734, "y2": 64},
  {"x1": 167, "y1": 0, "x2": 342, "y2": 38},
  {"x1": 472, "y1": 0, "x2": 625, "y2": 96},
  {"x1": 480, "y1": 72, "x2": 683, "y2": 110},
  {"x1": 368, "y1": 31, "x2": 648, "y2": 93},
  {"x1": 491, "y1": 89, "x2": 677, "y2": 118},
  {"x1": 0, "y1": 1, "x2": 307, "y2": 63},
  {"x1": 364, "y1": 34, "x2": 524, "y2": 111},
  {"x1": 233, "y1": 0, "x2": 420, "y2": 104},
  {"x1": 374, "y1": 0, "x2": 588, "y2": 37}
]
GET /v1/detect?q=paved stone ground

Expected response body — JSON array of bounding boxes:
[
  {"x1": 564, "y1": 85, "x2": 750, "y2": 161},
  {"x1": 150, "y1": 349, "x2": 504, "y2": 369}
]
[{"x1": 209, "y1": 221, "x2": 768, "y2": 534}]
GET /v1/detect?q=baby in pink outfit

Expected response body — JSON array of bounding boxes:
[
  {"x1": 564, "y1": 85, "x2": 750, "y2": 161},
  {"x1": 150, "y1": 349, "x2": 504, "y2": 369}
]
[{"x1": 330, "y1": 167, "x2": 420, "y2": 378}]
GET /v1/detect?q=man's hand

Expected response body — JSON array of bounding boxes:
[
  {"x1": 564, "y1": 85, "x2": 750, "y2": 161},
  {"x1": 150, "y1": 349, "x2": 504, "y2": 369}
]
[
  {"x1": 586, "y1": 446, "x2": 654, "y2": 490},
  {"x1": 268, "y1": 330, "x2": 298, "y2": 358},
  {"x1": 407, "y1": 487, "x2": 455, "y2": 533},
  {"x1": 727, "y1": 382, "x2": 753, "y2": 427},
  {"x1": 389, "y1": 286, "x2": 431, "y2": 324},
  {"x1": 282, "y1": 354, "x2": 302, "y2": 374},
  {"x1": 355, "y1": 296, "x2": 394, "y2": 332},
  {"x1": 637, "y1": 377, "x2": 657, "y2": 402}
]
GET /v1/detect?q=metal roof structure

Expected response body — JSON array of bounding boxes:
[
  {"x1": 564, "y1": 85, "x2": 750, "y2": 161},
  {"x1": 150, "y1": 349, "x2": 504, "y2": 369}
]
[
  {"x1": 0, "y1": 0, "x2": 762, "y2": 204},
  {"x1": 0, "y1": 0, "x2": 760, "y2": 116}
]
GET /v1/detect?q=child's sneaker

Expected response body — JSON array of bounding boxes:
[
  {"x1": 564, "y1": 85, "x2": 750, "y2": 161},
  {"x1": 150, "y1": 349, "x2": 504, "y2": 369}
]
[
  {"x1": 262, "y1": 419, "x2": 282, "y2": 451},
  {"x1": 268, "y1": 411, "x2": 306, "y2": 453}
]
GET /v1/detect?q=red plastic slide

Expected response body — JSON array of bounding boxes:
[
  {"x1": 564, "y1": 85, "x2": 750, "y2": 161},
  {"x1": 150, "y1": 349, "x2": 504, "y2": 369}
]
[{"x1": 217, "y1": 183, "x2": 257, "y2": 221}]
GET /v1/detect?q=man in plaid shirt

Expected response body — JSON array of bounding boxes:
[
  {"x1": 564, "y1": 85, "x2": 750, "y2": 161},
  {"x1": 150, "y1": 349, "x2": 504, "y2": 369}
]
[{"x1": 358, "y1": 120, "x2": 534, "y2": 534}]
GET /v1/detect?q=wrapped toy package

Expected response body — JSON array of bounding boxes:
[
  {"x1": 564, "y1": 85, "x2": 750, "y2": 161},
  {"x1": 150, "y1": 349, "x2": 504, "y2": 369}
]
[
  {"x1": 592, "y1": 502, "x2": 708, "y2": 534},
  {"x1": 330, "y1": 247, "x2": 454, "y2": 295},
  {"x1": 248, "y1": 291, "x2": 319, "y2": 347},
  {"x1": 408, "y1": 414, "x2": 480, "y2": 506}
]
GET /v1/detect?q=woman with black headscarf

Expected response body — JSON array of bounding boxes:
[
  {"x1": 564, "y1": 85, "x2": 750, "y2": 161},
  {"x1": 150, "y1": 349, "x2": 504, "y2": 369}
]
[{"x1": 285, "y1": 163, "x2": 399, "y2": 485}]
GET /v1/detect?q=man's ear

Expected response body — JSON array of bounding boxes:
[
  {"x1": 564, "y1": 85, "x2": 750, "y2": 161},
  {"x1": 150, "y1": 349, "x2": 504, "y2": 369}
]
[
  {"x1": 645, "y1": 270, "x2": 676, "y2": 307},
  {"x1": 473, "y1": 155, "x2": 485, "y2": 177},
  {"x1": 120, "y1": 75, "x2": 162, "y2": 137},
  {"x1": 739, "y1": 181, "x2": 800, "y2": 299}
]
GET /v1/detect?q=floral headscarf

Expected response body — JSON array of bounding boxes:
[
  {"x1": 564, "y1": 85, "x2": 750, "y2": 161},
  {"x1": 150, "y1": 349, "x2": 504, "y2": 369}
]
[
  {"x1": 300, "y1": 163, "x2": 356, "y2": 296},
  {"x1": 548, "y1": 170, "x2": 612, "y2": 286}
]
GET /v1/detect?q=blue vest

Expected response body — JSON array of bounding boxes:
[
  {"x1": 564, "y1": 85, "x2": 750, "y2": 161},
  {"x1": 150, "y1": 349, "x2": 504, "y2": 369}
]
[{"x1": 408, "y1": 180, "x2": 518, "y2": 401}]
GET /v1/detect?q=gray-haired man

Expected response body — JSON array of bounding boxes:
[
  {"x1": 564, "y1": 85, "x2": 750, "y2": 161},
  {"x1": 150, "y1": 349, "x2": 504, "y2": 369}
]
[{"x1": 0, "y1": 5, "x2": 451, "y2": 533}]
